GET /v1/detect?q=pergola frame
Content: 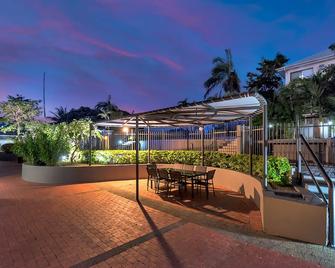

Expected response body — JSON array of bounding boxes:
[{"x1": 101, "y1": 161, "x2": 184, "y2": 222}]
[{"x1": 94, "y1": 93, "x2": 268, "y2": 201}]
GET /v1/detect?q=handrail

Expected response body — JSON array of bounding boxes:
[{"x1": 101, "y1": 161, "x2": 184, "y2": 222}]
[
  {"x1": 299, "y1": 152, "x2": 328, "y2": 204},
  {"x1": 299, "y1": 134, "x2": 334, "y2": 247}
]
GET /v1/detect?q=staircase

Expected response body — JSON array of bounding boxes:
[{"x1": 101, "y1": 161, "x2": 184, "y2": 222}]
[{"x1": 302, "y1": 165, "x2": 335, "y2": 201}]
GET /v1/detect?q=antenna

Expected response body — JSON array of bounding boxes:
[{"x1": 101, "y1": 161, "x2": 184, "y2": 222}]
[{"x1": 43, "y1": 72, "x2": 46, "y2": 117}]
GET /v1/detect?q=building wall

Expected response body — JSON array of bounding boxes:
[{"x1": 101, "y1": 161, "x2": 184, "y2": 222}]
[{"x1": 284, "y1": 57, "x2": 335, "y2": 85}]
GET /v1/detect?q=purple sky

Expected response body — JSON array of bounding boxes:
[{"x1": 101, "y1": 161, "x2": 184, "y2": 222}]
[{"x1": 0, "y1": 0, "x2": 334, "y2": 114}]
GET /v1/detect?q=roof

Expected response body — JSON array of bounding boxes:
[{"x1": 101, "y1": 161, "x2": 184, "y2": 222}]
[
  {"x1": 95, "y1": 93, "x2": 266, "y2": 128},
  {"x1": 278, "y1": 49, "x2": 335, "y2": 72}
]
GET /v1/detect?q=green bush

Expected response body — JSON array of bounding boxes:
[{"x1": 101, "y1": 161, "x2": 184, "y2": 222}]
[
  {"x1": 13, "y1": 124, "x2": 69, "y2": 166},
  {"x1": 81, "y1": 150, "x2": 292, "y2": 185},
  {"x1": 1, "y1": 143, "x2": 14, "y2": 153}
]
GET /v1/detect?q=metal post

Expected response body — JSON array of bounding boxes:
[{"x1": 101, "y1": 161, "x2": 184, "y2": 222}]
[
  {"x1": 200, "y1": 126, "x2": 205, "y2": 166},
  {"x1": 249, "y1": 117, "x2": 252, "y2": 175},
  {"x1": 329, "y1": 186, "x2": 335, "y2": 247},
  {"x1": 89, "y1": 123, "x2": 92, "y2": 166},
  {"x1": 147, "y1": 126, "x2": 151, "y2": 163},
  {"x1": 296, "y1": 115, "x2": 302, "y2": 185},
  {"x1": 135, "y1": 116, "x2": 140, "y2": 202},
  {"x1": 263, "y1": 104, "x2": 268, "y2": 189}
]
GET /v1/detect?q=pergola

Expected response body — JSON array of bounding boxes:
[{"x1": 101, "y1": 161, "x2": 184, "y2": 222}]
[{"x1": 94, "y1": 93, "x2": 268, "y2": 201}]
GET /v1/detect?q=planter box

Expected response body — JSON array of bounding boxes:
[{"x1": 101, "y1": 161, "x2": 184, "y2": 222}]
[{"x1": 22, "y1": 164, "x2": 147, "y2": 184}]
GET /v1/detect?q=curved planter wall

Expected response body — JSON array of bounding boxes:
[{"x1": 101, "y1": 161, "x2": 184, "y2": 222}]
[
  {"x1": 22, "y1": 164, "x2": 147, "y2": 184},
  {"x1": 22, "y1": 163, "x2": 327, "y2": 245}
]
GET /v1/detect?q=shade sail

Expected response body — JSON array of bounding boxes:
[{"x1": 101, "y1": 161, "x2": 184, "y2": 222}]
[{"x1": 95, "y1": 93, "x2": 266, "y2": 128}]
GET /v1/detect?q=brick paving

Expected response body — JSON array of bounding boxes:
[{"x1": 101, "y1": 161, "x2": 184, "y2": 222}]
[{"x1": 0, "y1": 162, "x2": 333, "y2": 267}]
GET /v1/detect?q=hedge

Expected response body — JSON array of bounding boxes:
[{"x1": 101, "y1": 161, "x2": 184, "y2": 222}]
[{"x1": 81, "y1": 150, "x2": 291, "y2": 186}]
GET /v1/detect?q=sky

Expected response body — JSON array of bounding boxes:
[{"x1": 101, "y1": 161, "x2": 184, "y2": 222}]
[{"x1": 0, "y1": 0, "x2": 334, "y2": 115}]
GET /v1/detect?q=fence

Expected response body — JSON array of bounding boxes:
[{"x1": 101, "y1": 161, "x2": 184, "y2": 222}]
[{"x1": 89, "y1": 122, "x2": 335, "y2": 165}]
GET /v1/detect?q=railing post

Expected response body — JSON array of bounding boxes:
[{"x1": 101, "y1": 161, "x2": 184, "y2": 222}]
[
  {"x1": 147, "y1": 126, "x2": 151, "y2": 163},
  {"x1": 296, "y1": 115, "x2": 302, "y2": 185},
  {"x1": 135, "y1": 116, "x2": 139, "y2": 202},
  {"x1": 329, "y1": 186, "x2": 335, "y2": 247},
  {"x1": 263, "y1": 104, "x2": 268, "y2": 189},
  {"x1": 249, "y1": 117, "x2": 253, "y2": 176},
  {"x1": 89, "y1": 123, "x2": 93, "y2": 166},
  {"x1": 200, "y1": 126, "x2": 205, "y2": 166}
]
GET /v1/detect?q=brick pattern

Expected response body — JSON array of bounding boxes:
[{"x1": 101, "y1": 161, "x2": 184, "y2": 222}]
[{"x1": 0, "y1": 163, "x2": 324, "y2": 267}]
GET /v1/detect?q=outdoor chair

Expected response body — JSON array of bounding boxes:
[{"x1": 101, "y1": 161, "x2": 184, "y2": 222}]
[
  {"x1": 169, "y1": 170, "x2": 184, "y2": 197},
  {"x1": 158, "y1": 169, "x2": 176, "y2": 196},
  {"x1": 146, "y1": 165, "x2": 160, "y2": 193},
  {"x1": 196, "y1": 169, "x2": 216, "y2": 199}
]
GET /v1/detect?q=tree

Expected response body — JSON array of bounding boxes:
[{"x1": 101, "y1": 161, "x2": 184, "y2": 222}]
[
  {"x1": 51, "y1": 106, "x2": 69, "y2": 123},
  {"x1": 246, "y1": 53, "x2": 288, "y2": 103},
  {"x1": 0, "y1": 95, "x2": 41, "y2": 136},
  {"x1": 273, "y1": 65, "x2": 335, "y2": 122},
  {"x1": 65, "y1": 119, "x2": 101, "y2": 163},
  {"x1": 329, "y1": 43, "x2": 335, "y2": 51},
  {"x1": 204, "y1": 49, "x2": 240, "y2": 99}
]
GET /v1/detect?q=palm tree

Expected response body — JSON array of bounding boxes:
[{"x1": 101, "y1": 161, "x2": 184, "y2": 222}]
[
  {"x1": 204, "y1": 49, "x2": 240, "y2": 99},
  {"x1": 51, "y1": 106, "x2": 68, "y2": 123}
]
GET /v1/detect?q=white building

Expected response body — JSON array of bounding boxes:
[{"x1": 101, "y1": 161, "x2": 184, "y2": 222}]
[{"x1": 278, "y1": 49, "x2": 335, "y2": 85}]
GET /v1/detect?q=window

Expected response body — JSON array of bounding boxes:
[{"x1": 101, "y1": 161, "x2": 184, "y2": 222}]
[{"x1": 290, "y1": 68, "x2": 314, "y2": 80}]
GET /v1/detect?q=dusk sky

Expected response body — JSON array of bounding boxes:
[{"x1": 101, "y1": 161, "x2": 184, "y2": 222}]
[{"x1": 0, "y1": 0, "x2": 334, "y2": 114}]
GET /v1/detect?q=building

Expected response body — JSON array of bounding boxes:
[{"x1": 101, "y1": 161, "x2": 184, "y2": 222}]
[{"x1": 278, "y1": 48, "x2": 335, "y2": 85}]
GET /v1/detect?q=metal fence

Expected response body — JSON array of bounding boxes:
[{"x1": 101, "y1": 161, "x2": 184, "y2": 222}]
[{"x1": 89, "y1": 122, "x2": 335, "y2": 164}]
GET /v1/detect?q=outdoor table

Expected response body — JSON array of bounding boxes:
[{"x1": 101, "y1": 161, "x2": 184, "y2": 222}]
[{"x1": 158, "y1": 168, "x2": 207, "y2": 198}]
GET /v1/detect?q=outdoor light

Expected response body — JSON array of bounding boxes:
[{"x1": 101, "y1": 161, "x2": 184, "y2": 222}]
[
  {"x1": 118, "y1": 140, "x2": 123, "y2": 145},
  {"x1": 269, "y1": 123, "x2": 273, "y2": 128},
  {"x1": 122, "y1": 126, "x2": 129, "y2": 133},
  {"x1": 328, "y1": 121, "x2": 333, "y2": 126},
  {"x1": 104, "y1": 136, "x2": 108, "y2": 140},
  {"x1": 199, "y1": 126, "x2": 204, "y2": 131}
]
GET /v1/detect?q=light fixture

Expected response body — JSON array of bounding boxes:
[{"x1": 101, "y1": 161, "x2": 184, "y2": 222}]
[
  {"x1": 122, "y1": 126, "x2": 129, "y2": 133},
  {"x1": 269, "y1": 123, "x2": 273, "y2": 128},
  {"x1": 199, "y1": 126, "x2": 204, "y2": 131},
  {"x1": 118, "y1": 140, "x2": 123, "y2": 145},
  {"x1": 328, "y1": 121, "x2": 333, "y2": 126}
]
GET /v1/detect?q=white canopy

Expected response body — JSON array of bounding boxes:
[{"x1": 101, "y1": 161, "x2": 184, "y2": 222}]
[{"x1": 96, "y1": 93, "x2": 266, "y2": 128}]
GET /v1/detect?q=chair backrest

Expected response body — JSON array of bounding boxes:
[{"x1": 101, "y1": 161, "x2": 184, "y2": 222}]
[
  {"x1": 169, "y1": 171, "x2": 182, "y2": 181},
  {"x1": 206, "y1": 169, "x2": 216, "y2": 180},
  {"x1": 158, "y1": 169, "x2": 169, "y2": 180},
  {"x1": 193, "y1": 166, "x2": 207, "y2": 173},
  {"x1": 147, "y1": 165, "x2": 158, "y2": 178}
]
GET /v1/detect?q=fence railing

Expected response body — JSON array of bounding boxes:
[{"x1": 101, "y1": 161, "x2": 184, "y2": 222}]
[{"x1": 88, "y1": 122, "x2": 335, "y2": 164}]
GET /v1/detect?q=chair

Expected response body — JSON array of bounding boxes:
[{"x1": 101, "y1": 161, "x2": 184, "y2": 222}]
[
  {"x1": 146, "y1": 165, "x2": 159, "y2": 192},
  {"x1": 169, "y1": 170, "x2": 184, "y2": 197},
  {"x1": 196, "y1": 169, "x2": 216, "y2": 199},
  {"x1": 158, "y1": 169, "x2": 176, "y2": 196}
]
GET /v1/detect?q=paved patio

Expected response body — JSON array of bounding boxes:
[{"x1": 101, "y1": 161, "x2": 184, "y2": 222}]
[{"x1": 0, "y1": 162, "x2": 334, "y2": 267}]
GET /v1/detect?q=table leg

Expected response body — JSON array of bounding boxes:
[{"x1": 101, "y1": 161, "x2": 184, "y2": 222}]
[{"x1": 191, "y1": 178, "x2": 194, "y2": 198}]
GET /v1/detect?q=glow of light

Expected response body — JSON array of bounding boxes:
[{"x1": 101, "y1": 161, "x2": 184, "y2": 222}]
[
  {"x1": 104, "y1": 136, "x2": 108, "y2": 140},
  {"x1": 122, "y1": 126, "x2": 129, "y2": 133},
  {"x1": 269, "y1": 123, "x2": 273, "y2": 128},
  {"x1": 118, "y1": 140, "x2": 123, "y2": 145},
  {"x1": 328, "y1": 121, "x2": 333, "y2": 126},
  {"x1": 60, "y1": 155, "x2": 67, "y2": 162},
  {"x1": 199, "y1": 126, "x2": 204, "y2": 131}
]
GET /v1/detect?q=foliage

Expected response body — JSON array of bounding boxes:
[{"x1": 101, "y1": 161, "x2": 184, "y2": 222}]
[
  {"x1": 12, "y1": 123, "x2": 69, "y2": 166},
  {"x1": 81, "y1": 150, "x2": 291, "y2": 185},
  {"x1": 246, "y1": 53, "x2": 288, "y2": 120},
  {"x1": 65, "y1": 119, "x2": 101, "y2": 163},
  {"x1": 273, "y1": 65, "x2": 335, "y2": 122},
  {"x1": 329, "y1": 43, "x2": 335, "y2": 51},
  {"x1": 51, "y1": 95, "x2": 129, "y2": 123},
  {"x1": 0, "y1": 95, "x2": 41, "y2": 136},
  {"x1": 1, "y1": 143, "x2": 14, "y2": 153},
  {"x1": 204, "y1": 49, "x2": 240, "y2": 99}
]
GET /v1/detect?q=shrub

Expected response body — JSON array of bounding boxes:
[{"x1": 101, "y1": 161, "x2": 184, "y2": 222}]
[
  {"x1": 81, "y1": 150, "x2": 292, "y2": 185},
  {"x1": 12, "y1": 124, "x2": 69, "y2": 166},
  {"x1": 1, "y1": 143, "x2": 14, "y2": 153}
]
